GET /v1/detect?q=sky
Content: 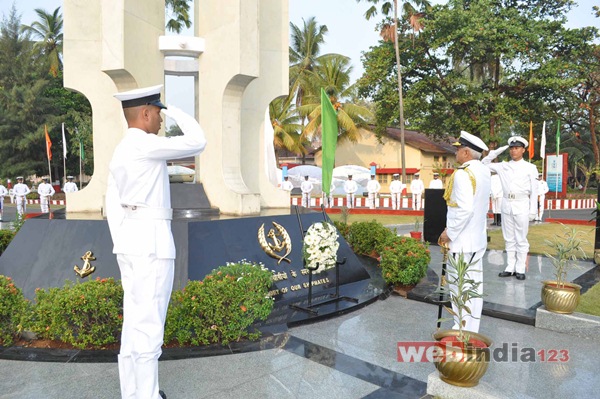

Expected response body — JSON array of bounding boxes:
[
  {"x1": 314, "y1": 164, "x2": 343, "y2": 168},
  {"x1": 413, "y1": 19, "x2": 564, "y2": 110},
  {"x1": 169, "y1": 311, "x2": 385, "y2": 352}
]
[{"x1": 2, "y1": 0, "x2": 599, "y2": 115}]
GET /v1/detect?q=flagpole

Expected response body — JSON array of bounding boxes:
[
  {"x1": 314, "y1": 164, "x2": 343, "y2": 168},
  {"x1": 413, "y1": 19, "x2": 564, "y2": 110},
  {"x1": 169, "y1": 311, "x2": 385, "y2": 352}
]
[
  {"x1": 45, "y1": 125, "x2": 52, "y2": 182},
  {"x1": 79, "y1": 140, "x2": 83, "y2": 190},
  {"x1": 62, "y1": 123, "x2": 67, "y2": 187}
]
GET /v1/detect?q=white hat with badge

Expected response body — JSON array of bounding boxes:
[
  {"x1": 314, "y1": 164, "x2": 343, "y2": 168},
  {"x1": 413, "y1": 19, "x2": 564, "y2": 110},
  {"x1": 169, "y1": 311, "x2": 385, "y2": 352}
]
[
  {"x1": 452, "y1": 130, "x2": 489, "y2": 153},
  {"x1": 508, "y1": 136, "x2": 528, "y2": 148},
  {"x1": 114, "y1": 84, "x2": 167, "y2": 109}
]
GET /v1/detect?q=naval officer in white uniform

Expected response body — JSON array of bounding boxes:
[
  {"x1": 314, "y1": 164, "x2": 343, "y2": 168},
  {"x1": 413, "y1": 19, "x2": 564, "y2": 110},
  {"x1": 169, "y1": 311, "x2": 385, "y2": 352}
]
[
  {"x1": 106, "y1": 85, "x2": 206, "y2": 399},
  {"x1": 63, "y1": 176, "x2": 78, "y2": 193},
  {"x1": 37, "y1": 177, "x2": 55, "y2": 213},
  {"x1": 13, "y1": 176, "x2": 30, "y2": 216},
  {"x1": 482, "y1": 136, "x2": 538, "y2": 280},
  {"x1": 439, "y1": 131, "x2": 491, "y2": 333}
]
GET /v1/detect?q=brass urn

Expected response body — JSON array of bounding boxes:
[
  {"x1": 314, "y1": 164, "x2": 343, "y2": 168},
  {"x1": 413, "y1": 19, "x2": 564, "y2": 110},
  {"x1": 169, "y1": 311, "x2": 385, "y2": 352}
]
[
  {"x1": 432, "y1": 329, "x2": 492, "y2": 387},
  {"x1": 541, "y1": 280, "x2": 581, "y2": 314}
]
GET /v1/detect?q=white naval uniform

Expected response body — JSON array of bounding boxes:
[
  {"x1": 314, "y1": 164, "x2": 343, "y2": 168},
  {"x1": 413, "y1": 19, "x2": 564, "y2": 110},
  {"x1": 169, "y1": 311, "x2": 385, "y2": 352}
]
[
  {"x1": 281, "y1": 180, "x2": 294, "y2": 192},
  {"x1": 13, "y1": 182, "x2": 30, "y2": 216},
  {"x1": 490, "y1": 174, "x2": 503, "y2": 215},
  {"x1": 63, "y1": 181, "x2": 78, "y2": 193},
  {"x1": 344, "y1": 179, "x2": 358, "y2": 208},
  {"x1": 410, "y1": 178, "x2": 425, "y2": 210},
  {"x1": 0, "y1": 184, "x2": 7, "y2": 218},
  {"x1": 366, "y1": 179, "x2": 381, "y2": 209},
  {"x1": 106, "y1": 106, "x2": 206, "y2": 399},
  {"x1": 537, "y1": 179, "x2": 549, "y2": 221},
  {"x1": 389, "y1": 180, "x2": 404, "y2": 210},
  {"x1": 37, "y1": 182, "x2": 55, "y2": 213},
  {"x1": 429, "y1": 178, "x2": 444, "y2": 189},
  {"x1": 300, "y1": 180, "x2": 313, "y2": 207},
  {"x1": 483, "y1": 147, "x2": 538, "y2": 275},
  {"x1": 444, "y1": 160, "x2": 491, "y2": 333},
  {"x1": 321, "y1": 182, "x2": 335, "y2": 208}
]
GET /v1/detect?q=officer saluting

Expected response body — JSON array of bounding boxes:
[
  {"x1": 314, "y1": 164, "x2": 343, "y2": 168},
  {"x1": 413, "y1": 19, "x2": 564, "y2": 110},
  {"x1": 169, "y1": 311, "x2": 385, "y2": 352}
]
[
  {"x1": 106, "y1": 85, "x2": 206, "y2": 399},
  {"x1": 482, "y1": 136, "x2": 538, "y2": 280}
]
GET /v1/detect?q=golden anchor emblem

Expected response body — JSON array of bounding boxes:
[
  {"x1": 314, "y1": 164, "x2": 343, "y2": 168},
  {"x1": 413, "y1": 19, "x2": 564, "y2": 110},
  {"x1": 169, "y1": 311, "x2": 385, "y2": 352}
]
[
  {"x1": 258, "y1": 222, "x2": 292, "y2": 264},
  {"x1": 74, "y1": 251, "x2": 96, "y2": 278}
]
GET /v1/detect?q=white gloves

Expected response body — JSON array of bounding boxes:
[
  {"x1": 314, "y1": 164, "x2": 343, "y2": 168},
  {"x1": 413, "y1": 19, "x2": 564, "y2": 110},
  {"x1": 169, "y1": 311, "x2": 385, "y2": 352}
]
[
  {"x1": 488, "y1": 145, "x2": 509, "y2": 159},
  {"x1": 161, "y1": 104, "x2": 181, "y2": 120}
]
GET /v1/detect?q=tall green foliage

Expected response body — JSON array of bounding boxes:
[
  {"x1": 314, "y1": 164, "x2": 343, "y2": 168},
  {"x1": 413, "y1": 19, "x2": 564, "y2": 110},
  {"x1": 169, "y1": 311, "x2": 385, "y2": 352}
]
[{"x1": 357, "y1": 0, "x2": 598, "y2": 152}]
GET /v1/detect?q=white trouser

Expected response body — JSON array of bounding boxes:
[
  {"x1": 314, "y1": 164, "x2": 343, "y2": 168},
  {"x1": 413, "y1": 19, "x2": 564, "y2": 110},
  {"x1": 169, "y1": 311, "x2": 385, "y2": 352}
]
[
  {"x1": 449, "y1": 249, "x2": 485, "y2": 333},
  {"x1": 391, "y1": 193, "x2": 400, "y2": 210},
  {"x1": 346, "y1": 193, "x2": 355, "y2": 208},
  {"x1": 368, "y1": 192, "x2": 377, "y2": 209},
  {"x1": 537, "y1": 195, "x2": 546, "y2": 220},
  {"x1": 501, "y1": 210, "x2": 530, "y2": 274},
  {"x1": 16, "y1": 196, "x2": 26, "y2": 215},
  {"x1": 302, "y1": 192, "x2": 311, "y2": 207},
  {"x1": 117, "y1": 254, "x2": 174, "y2": 399},
  {"x1": 491, "y1": 197, "x2": 502, "y2": 214},
  {"x1": 321, "y1": 192, "x2": 333, "y2": 208},
  {"x1": 40, "y1": 196, "x2": 50, "y2": 213},
  {"x1": 413, "y1": 193, "x2": 422, "y2": 210}
]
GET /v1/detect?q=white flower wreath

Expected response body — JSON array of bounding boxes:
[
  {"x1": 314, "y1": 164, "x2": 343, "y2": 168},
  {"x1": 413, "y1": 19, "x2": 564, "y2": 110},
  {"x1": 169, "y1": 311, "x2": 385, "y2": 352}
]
[{"x1": 302, "y1": 221, "x2": 340, "y2": 274}]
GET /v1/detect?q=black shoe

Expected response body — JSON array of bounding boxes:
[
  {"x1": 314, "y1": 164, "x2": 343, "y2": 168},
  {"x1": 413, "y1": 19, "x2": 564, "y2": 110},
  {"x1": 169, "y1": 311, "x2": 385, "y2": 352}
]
[
  {"x1": 515, "y1": 273, "x2": 526, "y2": 280},
  {"x1": 159, "y1": 390, "x2": 167, "y2": 399},
  {"x1": 498, "y1": 271, "x2": 515, "y2": 277}
]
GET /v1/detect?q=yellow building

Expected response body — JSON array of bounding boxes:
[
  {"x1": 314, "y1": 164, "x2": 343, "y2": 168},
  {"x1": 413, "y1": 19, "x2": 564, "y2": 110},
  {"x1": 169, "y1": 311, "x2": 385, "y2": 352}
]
[{"x1": 315, "y1": 127, "x2": 457, "y2": 192}]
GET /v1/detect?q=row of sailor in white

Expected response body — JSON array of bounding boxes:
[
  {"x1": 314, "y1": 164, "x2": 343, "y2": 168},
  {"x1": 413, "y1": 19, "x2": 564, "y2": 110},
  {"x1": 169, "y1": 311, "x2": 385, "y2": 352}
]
[
  {"x1": 482, "y1": 135, "x2": 538, "y2": 277},
  {"x1": 106, "y1": 84, "x2": 206, "y2": 399},
  {"x1": 536, "y1": 173, "x2": 549, "y2": 221},
  {"x1": 13, "y1": 177, "x2": 30, "y2": 216},
  {"x1": 0, "y1": 183, "x2": 7, "y2": 220},
  {"x1": 444, "y1": 130, "x2": 490, "y2": 333}
]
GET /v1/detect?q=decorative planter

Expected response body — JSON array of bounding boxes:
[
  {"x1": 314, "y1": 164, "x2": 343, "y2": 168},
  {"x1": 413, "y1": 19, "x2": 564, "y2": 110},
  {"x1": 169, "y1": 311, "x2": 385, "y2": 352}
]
[
  {"x1": 541, "y1": 280, "x2": 582, "y2": 314},
  {"x1": 432, "y1": 329, "x2": 492, "y2": 387},
  {"x1": 409, "y1": 231, "x2": 422, "y2": 240}
]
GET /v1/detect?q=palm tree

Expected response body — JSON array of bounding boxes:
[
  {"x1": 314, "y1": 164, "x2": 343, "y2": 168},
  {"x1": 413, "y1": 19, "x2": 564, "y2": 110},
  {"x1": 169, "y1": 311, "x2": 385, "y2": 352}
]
[
  {"x1": 289, "y1": 17, "x2": 329, "y2": 110},
  {"x1": 356, "y1": 0, "x2": 431, "y2": 184},
  {"x1": 21, "y1": 7, "x2": 63, "y2": 77},
  {"x1": 166, "y1": 0, "x2": 192, "y2": 33},
  {"x1": 299, "y1": 55, "x2": 374, "y2": 144},
  {"x1": 269, "y1": 96, "x2": 307, "y2": 158}
]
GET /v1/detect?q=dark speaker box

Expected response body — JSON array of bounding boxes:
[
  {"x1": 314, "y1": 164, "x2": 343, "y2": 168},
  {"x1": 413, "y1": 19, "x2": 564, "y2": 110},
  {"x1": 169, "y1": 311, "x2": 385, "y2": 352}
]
[{"x1": 424, "y1": 189, "x2": 447, "y2": 244}]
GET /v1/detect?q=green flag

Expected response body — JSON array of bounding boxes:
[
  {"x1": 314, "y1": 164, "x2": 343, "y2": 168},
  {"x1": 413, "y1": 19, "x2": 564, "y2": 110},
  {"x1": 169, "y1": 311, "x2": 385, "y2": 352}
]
[
  {"x1": 556, "y1": 119, "x2": 560, "y2": 155},
  {"x1": 321, "y1": 88, "x2": 338, "y2": 196}
]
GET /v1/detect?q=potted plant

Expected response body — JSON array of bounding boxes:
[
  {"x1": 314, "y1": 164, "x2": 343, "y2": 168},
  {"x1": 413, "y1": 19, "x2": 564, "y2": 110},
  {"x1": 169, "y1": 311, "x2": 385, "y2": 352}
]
[
  {"x1": 410, "y1": 217, "x2": 422, "y2": 240},
  {"x1": 541, "y1": 226, "x2": 586, "y2": 314},
  {"x1": 432, "y1": 252, "x2": 492, "y2": 387}
]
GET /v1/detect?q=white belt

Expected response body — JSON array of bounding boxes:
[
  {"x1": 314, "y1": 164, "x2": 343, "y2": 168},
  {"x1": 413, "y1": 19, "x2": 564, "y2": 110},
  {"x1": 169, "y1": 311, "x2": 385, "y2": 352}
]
[
  {"x1": 122, "y1": 206, "x2": 173, "y2": 220},
  {"x1": 504, "y1": 193, "x2": 528, "y2": 200}
]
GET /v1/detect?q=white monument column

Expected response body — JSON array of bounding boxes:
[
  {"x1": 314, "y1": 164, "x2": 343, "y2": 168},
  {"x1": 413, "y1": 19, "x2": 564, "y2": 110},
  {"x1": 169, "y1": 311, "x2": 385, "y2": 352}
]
[
  {"x1": 63, "y1": 0, "x2": 166, "y2": 214},
  {"x1": 196, "y1": 0, "x2": 290, "y2": 215},
  {"x1": 63, "y1": 0, "x2": 290, "y2": 216}
]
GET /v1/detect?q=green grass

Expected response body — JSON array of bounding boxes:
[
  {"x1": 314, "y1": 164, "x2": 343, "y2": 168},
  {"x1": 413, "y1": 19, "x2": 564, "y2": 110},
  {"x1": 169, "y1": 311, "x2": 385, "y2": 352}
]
[
  {"x1": 577, "y1": 283, "x2": 600, "y2": 317},
  {"x1": 488, "y1": 223, "x2": 596, "y2": 258}
]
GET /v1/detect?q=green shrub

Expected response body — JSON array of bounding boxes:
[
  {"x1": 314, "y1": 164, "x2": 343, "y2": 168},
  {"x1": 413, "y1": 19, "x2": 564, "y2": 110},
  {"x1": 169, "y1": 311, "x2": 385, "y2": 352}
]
[
  {"x1": 0, "y1": 230, "x2": 16, "y2": 255},
  {"x1": 0, "y1": 275, "x2": 29, "y2": 346},
  {"x1": 379, "y1": 236, "x2": 431, "y2": 286},
  {"x1": 333, "y1": 220, "x2": 350, "y2": 241},
  {"x1": 346, "y1": 220, "x2": 395, "y2": 255},
  {"x1": 29, "y1": 277, "x2": 123, "y2": 349},
  {"x1": 165, "y1": 260, "x2": 274, "y2": 346}
]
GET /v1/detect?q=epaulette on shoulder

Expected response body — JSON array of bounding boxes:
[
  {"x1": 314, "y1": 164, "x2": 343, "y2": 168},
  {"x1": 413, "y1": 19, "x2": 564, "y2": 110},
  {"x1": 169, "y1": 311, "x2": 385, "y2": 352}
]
[{"x1": 458, "y1": 164, "x2": 468, "y2": 170}]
